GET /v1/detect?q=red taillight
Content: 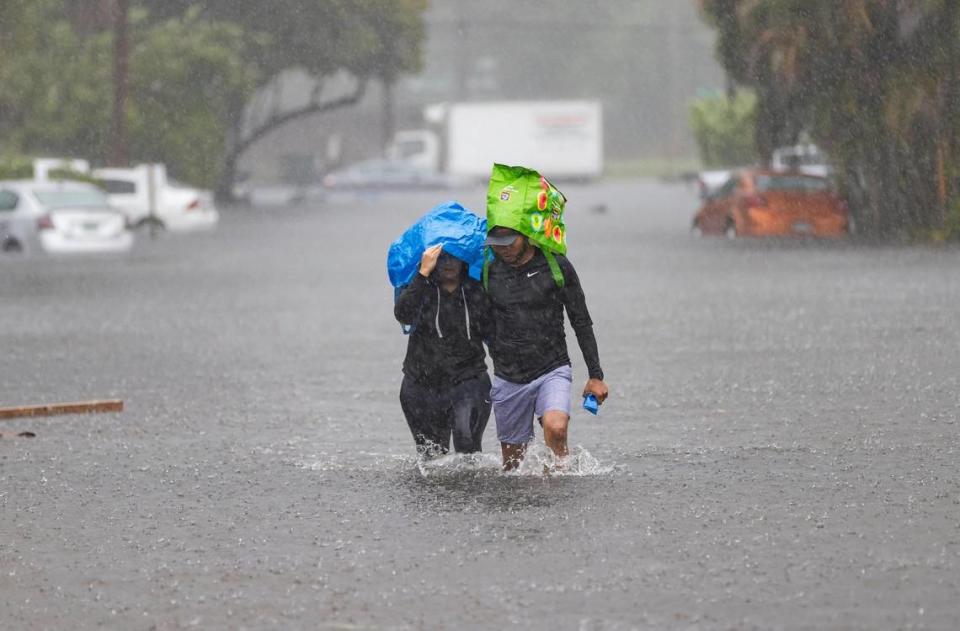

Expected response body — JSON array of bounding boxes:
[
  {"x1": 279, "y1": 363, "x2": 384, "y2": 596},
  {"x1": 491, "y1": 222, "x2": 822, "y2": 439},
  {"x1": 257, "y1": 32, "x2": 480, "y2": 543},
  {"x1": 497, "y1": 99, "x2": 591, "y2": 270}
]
[
  {"x1": 37, "y1": 214, "x2": 54, "y2": 230},
  {"x1": 186, "y1": 198, "x2": 201, "y2": 211},
  {"x1": 743, "y1": 194, "x2": 768, "y2": 208}
]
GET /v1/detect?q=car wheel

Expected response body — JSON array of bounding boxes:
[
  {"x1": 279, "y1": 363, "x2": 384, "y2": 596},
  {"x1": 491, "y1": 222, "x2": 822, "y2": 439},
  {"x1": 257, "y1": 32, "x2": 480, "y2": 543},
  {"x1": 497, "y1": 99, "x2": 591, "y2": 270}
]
[
  {"x1": 724, "y1": 220, "x2": 737, "y2": 240},
  {"x1": 135, "y1": 217, "x2": 166, "y2": 232},
  {"x1": 690, "y1": 219, "x2": 703, "y2": 238}
]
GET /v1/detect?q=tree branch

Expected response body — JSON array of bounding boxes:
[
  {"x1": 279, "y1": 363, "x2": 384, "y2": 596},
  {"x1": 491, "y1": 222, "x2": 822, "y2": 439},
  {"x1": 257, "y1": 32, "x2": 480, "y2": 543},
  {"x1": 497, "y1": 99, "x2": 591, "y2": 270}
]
[{"x1": 230, "y1": 80, "x2": 367, "y2": 161}]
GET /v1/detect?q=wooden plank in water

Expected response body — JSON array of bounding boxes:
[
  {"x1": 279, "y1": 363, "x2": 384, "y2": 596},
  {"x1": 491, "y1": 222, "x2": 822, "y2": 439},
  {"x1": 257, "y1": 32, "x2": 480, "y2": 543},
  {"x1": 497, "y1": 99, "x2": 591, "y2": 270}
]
[{"x1": 0, "y1": 400, "x2": 124, "y2": 420}]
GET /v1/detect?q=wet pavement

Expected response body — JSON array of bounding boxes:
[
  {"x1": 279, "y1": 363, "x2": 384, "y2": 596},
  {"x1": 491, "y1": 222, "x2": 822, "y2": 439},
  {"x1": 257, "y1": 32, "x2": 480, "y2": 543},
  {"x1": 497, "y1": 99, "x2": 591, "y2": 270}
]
[{"x1": 1, "y1": 180, "x2": 959, "y2": 630}]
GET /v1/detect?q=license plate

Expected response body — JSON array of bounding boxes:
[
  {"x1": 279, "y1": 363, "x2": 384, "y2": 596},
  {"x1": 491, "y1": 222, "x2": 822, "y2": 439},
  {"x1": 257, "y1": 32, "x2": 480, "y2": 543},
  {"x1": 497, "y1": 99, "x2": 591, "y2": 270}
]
[
  {"x1": 792, "y1": 221, "x2": 812, "y2": 234},
  {"x1": 82, "y1": 222, "x2": 99, "y2": 231}
]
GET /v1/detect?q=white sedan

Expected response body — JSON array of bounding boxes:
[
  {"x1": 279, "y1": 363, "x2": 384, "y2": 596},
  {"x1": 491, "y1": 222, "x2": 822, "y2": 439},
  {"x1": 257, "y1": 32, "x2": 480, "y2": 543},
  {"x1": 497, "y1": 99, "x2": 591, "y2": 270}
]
[{"x1": 0, "y1": 180, "x2": 133, "y2": 255}]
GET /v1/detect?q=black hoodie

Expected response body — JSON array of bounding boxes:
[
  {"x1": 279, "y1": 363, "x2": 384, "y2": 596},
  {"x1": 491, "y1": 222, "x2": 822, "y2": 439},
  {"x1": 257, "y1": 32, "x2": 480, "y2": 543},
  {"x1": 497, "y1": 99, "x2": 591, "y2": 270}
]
[{"x1": 394, "y1": 274, "x2": 492, "y2": 387}]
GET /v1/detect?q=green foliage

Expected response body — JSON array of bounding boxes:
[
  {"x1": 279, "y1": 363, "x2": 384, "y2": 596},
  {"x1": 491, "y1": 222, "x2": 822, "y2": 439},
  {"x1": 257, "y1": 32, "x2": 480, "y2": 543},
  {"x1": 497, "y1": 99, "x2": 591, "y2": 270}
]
[
  {"x1": 689, "y1": 90, "x2": 757, "y2": 168},
  {"x1": 0, "y1": 4, "x2": 257, "y2": 187},
  {"x1": 146, "y1": 0, "x2": 427, "y2": 82},
  {"x1": 0, "y1": 155, "x2": 36, "y2": 180},
  {"x1": 698, "y1": 0, "x2": 960, "y2": 239},
  {"x1": 0, "y1": 0, "x2": 428, "y2": 191},
  {"x1": 127, "y1": 9, "x2": 261, "y2": 188},
  {"x1": 940, "y1": 197, "x2": 960, "y2": 242},
  {"x1": 0, "y1": 5, "x2": 112, "y2": 160}
]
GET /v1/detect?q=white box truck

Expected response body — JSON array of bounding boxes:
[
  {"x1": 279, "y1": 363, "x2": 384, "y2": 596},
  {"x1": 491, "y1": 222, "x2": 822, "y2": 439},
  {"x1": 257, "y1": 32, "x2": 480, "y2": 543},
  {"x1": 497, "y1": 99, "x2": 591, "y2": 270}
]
[{"x1": 387, "y1": 100, "x2": 603, "y2": 181}]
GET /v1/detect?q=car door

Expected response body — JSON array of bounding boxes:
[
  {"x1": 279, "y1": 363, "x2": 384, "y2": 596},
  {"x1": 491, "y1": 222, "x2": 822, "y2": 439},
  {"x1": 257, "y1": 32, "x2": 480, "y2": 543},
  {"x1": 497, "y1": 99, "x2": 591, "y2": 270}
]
[
  {"x1": 99, "y1": 177, "x2": 145, "y2": 223},
  {"x1": 699, "y1": 176, "x2": 738, "y2": 234}
]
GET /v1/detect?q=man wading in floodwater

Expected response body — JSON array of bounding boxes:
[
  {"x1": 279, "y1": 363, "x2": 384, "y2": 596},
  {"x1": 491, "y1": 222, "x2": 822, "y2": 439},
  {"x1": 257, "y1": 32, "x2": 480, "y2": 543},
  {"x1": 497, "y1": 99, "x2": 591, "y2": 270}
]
[{"x1": 482, "y1": 164, "x2": 609, "y2": 471}]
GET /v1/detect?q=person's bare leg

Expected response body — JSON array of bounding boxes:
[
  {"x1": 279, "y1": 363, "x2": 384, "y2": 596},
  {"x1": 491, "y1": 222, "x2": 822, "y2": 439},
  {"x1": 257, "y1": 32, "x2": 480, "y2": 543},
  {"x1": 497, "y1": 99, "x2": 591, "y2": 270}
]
[
  {"x1": 500, "y1": 442, "x2": 526, "y2": 471},
  {"x1": 541, "y1": 410, "x2": 570, "y2": 460}
]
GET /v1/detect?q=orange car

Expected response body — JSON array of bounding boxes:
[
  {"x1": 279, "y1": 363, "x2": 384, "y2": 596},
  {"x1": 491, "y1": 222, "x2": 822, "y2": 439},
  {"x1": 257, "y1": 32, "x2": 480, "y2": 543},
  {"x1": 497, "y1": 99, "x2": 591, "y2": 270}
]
[{"x1": 693, "y1": 170, "x2": 850, "y2": 238}]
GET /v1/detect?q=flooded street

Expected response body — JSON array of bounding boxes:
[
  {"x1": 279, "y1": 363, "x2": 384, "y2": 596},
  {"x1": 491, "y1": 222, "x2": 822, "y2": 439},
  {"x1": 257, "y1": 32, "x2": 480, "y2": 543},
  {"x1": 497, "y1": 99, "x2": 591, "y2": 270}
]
[{"x1": 2, "y1": 180, "x2": 959, "y2": 629}]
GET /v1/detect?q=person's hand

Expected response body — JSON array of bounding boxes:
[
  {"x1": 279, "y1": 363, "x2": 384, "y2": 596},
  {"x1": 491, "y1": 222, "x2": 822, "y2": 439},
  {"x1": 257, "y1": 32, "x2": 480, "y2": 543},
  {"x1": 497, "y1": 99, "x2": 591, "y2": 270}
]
[
  {"x1": 583, "y1": 378, "x2": 609, "y2": 404},
  {"x1": 419, "y1": 244, "x2": 443, "y2": 277}
]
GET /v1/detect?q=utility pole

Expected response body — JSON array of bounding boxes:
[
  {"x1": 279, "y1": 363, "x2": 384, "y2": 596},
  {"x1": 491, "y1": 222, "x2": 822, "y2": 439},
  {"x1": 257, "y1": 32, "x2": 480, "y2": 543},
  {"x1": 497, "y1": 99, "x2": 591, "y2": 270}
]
[{"x1": 109, "y1": 0, "x2": 129, "y2": 166}]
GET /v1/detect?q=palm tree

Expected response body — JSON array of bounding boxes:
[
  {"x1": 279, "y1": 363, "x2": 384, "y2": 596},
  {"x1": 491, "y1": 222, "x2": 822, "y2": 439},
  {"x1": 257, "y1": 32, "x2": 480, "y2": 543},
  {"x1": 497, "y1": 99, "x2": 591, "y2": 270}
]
[{"x1": 699, "y1": 0, "x2": 960, "y2": 237}]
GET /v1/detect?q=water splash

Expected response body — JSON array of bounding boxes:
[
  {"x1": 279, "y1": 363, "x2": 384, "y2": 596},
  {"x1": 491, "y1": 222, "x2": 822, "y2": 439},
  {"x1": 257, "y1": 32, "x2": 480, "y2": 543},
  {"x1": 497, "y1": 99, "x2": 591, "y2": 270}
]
[
  {"x1": 509, "y1": 444, "x2": 615, "y2": 477},
  {"x1": 289, "y1": 442, "x2": 616, "y2": 478},
  {"x1": 415, "y1": 444, "x2": 614, "y2": 478},
  {"x1": 415, "y1": 451, "x2": 502, "y2": 477}
]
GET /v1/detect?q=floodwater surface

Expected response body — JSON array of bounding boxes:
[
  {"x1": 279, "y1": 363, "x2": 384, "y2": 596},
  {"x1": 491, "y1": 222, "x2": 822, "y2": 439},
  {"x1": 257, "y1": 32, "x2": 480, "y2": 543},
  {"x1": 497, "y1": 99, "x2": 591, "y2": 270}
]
[{"x1": 2, "y1": 181, "x2": 959, "y2": 629}]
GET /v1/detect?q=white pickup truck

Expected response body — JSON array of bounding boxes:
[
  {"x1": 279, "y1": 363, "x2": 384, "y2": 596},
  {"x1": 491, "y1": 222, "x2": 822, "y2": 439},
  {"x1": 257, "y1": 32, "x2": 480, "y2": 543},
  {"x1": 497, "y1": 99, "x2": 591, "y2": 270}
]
[{"x1": 93, "y1": 164, "x2": 219, "y2": 231}]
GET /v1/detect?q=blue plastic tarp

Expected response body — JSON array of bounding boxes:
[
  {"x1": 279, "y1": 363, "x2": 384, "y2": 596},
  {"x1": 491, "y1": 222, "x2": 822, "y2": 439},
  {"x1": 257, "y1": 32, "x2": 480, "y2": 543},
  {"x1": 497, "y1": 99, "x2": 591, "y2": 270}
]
[{"x1": 387, "y1": 201, "x2": 487, "y2": 288}]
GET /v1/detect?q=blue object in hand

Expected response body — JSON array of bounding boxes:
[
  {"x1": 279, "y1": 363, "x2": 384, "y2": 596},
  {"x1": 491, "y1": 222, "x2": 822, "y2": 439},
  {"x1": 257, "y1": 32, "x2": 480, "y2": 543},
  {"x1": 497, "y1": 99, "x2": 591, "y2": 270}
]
[{"x1": 583, "y1": 393, "x2": 599, "y2": 415}]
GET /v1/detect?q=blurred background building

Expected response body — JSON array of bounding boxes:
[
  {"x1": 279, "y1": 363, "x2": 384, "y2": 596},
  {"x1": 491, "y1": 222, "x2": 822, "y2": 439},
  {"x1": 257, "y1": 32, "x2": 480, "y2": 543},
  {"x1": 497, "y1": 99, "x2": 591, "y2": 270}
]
[{"x1": 240, "y1": 1, "x2": 724, "y2": 184}]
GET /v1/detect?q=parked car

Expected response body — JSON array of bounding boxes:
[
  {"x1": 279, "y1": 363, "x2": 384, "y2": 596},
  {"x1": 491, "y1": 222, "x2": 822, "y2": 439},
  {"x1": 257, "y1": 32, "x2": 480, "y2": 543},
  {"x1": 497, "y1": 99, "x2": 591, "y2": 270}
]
[
  {"x1": 0, "y1": 180, "x2": 133, "y2": 254},
  {"x1": 692, "y1": 169, "x2": 850, "y2": 238},
  {"x1": 93, "y1": 164, "x2": 219, "y2": 231},
  {"x1": 321, "y1": 158, "x2": 455, "y2": 191}
]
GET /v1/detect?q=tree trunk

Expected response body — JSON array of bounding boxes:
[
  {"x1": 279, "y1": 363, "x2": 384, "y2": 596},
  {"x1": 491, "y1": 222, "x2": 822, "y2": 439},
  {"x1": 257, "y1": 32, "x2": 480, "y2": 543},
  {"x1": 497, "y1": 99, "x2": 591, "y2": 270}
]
[
  {"x1": 943, "y1": 1, "x2": 960, "y2": 230},
  {"x1": 108, "y1": 0, "x2": 129, "y2": 167},
  {"x1": 755, "y1": 83, "x2": 780, "y2": 166},
  {"x1": 214, "y1": 81, "x2": 368, "y2": 203},
  {"x1": 215, "y1": 110, "x2": 243, "y2": 203},
  {"x1": 860, "y1": 3, "x2": 901, "y2": 238},
  {"x1": 714, "y1": 0, "x2": 741, "y2": 99}
]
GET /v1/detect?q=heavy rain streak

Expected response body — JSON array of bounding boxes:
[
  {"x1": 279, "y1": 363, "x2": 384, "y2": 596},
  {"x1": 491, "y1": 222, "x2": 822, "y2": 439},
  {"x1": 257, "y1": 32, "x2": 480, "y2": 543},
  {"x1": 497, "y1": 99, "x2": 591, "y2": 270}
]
[{"x1": 2, "y1": 2, "x2": 959, "y2": 629}]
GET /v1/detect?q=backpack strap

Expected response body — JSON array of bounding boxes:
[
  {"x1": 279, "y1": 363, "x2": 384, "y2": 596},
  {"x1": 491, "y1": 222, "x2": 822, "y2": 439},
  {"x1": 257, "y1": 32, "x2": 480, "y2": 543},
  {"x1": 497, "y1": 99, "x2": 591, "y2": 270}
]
[{"x1": 543, "y1": 250, "x2": 565, "y2": 288}]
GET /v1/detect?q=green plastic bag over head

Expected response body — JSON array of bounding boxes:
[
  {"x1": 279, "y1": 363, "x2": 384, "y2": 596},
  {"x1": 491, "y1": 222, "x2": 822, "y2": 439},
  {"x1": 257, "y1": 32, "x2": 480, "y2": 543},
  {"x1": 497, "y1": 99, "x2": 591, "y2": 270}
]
[{"x1": 486, "y1": 163, "x2": 567, "y2": 256}]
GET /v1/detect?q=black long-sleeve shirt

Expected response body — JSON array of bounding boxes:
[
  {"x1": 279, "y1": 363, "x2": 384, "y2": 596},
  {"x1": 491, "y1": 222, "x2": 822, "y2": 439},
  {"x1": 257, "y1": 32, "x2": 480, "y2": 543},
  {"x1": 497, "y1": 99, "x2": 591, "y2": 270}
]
[
  {"x1": 394, "y1": 274, "x2": 492, "y2": 387},
  {"x1": 485, "y1": 249, "x2": 603, "y2": 383}
]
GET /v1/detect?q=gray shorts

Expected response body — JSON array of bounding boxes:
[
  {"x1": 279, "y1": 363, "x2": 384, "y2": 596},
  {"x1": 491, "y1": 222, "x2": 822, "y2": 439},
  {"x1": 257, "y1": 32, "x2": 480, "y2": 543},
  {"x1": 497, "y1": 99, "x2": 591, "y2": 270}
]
[{"x1": 491, "y1": 365, "x2": 572, "y2": 445}]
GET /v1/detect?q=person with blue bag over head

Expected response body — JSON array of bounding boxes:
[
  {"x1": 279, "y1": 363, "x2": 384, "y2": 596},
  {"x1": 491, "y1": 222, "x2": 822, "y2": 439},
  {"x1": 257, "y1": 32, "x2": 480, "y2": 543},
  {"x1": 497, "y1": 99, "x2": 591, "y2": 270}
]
[{"x1": 388, "y1": 202, "x2": 493, "y2": 457}]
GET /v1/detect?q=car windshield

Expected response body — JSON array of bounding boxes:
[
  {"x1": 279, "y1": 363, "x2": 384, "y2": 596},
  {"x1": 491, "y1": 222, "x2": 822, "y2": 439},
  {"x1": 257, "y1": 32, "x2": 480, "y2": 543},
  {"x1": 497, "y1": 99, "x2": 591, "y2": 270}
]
[
  {"x1": 33, "y1": 188, "x2": 109, "y2": 207},
  {"x1": 755, "y1": 175, "x2": 829, "y2": 193},
  {"x1": 711, "y1": 176, "x2": 738, "y2": 198}
]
